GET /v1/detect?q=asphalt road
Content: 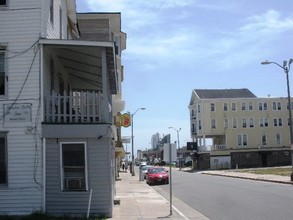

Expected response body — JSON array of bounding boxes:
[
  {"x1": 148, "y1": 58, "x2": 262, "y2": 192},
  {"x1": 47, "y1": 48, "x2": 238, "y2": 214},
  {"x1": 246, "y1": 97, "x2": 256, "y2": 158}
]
[{"x1": 153, "y1": 168, "x2": 293, "y2": 220}]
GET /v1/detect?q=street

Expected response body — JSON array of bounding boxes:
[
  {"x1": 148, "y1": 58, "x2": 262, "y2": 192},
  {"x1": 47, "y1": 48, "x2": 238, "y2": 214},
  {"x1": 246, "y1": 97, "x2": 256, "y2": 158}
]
[{"x1": 152, "y1": 168, "x2": 293, "y2": 220}]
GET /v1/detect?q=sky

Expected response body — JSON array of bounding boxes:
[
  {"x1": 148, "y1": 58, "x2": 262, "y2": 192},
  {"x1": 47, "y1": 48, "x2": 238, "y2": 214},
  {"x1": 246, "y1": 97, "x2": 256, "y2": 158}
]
[{"x1": 76, "y1": 0, "x2": 293, "y2": 155}]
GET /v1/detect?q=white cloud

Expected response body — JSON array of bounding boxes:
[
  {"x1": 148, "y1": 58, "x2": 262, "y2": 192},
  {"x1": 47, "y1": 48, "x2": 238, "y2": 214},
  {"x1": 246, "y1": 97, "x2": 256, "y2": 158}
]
[
  {"x1": 240, "y1": 10, "x2": 293, "y2": 36},
  {"x1": 86, "y1": 0, "x2": 194, "y2": 11},
  {"x1": 83, "y1": 1, "x2": 293, "y2": 71},
  {"x1": 191, "y1": 10, "x2": 293, "y2": 70}
]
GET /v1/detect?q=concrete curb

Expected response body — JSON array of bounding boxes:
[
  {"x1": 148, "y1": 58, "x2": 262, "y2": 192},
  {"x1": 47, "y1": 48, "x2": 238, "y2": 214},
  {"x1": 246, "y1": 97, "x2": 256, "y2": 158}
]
[{"x1": 202, "y1": 172, "x2": 293, "y2": 185}]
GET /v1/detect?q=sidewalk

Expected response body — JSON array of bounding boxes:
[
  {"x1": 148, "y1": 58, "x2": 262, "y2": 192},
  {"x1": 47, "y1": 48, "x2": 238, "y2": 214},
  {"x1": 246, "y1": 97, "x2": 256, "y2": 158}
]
[
  {"x1": 110, "y1": 167, "x2": 292, "y2": 220},
  {"x1": 110, "y1": 168, "x2": 209, "y2": 220}
]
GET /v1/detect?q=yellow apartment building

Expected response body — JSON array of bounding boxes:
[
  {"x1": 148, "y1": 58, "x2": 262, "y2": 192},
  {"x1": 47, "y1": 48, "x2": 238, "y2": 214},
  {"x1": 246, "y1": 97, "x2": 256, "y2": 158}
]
[{"x1": 189, "y1": 89, "x2": 291, "y2": 169}]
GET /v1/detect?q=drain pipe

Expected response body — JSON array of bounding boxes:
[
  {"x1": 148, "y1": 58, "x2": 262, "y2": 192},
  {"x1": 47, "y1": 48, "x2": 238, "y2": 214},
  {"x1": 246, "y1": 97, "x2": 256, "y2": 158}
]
[{"x1": 87, "y1": 189, "x2": 93, "y2": 218}]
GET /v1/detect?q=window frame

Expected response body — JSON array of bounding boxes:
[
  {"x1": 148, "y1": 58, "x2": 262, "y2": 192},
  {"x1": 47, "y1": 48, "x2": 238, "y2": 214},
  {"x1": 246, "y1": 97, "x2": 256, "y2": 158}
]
[
  {"x1": 50, "y1": 0, "x2": 54, "y2": 25},
  {"x1": 260, "y1": 118, "x2": 269, "y2": 127},
  {"x1": 224, "y1": 118, "x2": 229, "y2": 128},
  {"x1": 231, "y1": 102, "x2": 236, "y2": 111},
  {"x1": 261, "y1": 134, "x2": 267, "y2": 146},
  {"x1": 0, "y1": 47, "x2": 7, "y2": 96},
  {"x1": 198, "y1": 120, "x2": 201, "y2": 130},
  {"x1": 259, "y1": 102, "x2": 267, "y2": 111},
  {"x1": 60, "y1": 142, "x2": 88, "y2": 192},
  {"x1": 276, "y1": 133, "x2": 281, "y2": 145},
  {"x1": 273, "y1": 101, "x2": 282, "y2": 111},
  {"x1": 223, "y1": 103, "x2": 228, "y2": 111},
  {"x1": 211, "y1": 118, "x2": 216, "y2": 129},
  {"x1": 249, "y1": 117, "x2": 254, "y2": 128},
  {"x1": 237, "y1": 134, "x2": 247, "y2": 146},
  {"x1": 233, "y1": 118, "x2": 237, "y2": 128},
  {"x1": 210, "y1": 103, "x2": 215, "y2": 112},
  {"x1": 241, "y1": 102, "x2": 246, "y2": 111},
  {"x1": 248, "y1": 102, "x2": 253, "y2": 111},
  {"x1": 242, "y1": 118, "x2": 247, "y2": 128},
  {"x1": 0, "y1": 0, "x2": 7, "y2": 7},
  {"x1": 0, "y1": 132, "x2": 7, "y2": 186}
]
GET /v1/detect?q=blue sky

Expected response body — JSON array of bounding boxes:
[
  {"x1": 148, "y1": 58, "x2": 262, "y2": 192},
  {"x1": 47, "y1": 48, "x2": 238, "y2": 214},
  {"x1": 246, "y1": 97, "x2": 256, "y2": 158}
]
[{"x1": 77, "y1": 0, "x2": 293, "y2": 154}]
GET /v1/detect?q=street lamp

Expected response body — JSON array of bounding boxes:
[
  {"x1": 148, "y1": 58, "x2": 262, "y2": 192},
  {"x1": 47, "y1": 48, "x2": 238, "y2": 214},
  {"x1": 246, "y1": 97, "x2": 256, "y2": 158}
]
[
  {"x1": 131, "y1": 107, "x2": 146, "y2": 176},
  {"x1": 168, "y1": 126, "x2": 181, "y2": 168},
  {"x1": 261, "y1": 59, "x2": 293, "y2": 181}
]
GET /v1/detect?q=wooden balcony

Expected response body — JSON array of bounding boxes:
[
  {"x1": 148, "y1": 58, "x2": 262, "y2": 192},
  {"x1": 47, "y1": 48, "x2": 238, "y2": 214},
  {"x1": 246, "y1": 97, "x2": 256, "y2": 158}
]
[{"x1": 44, "y1": 91, "x2": 103, "y2": 124}]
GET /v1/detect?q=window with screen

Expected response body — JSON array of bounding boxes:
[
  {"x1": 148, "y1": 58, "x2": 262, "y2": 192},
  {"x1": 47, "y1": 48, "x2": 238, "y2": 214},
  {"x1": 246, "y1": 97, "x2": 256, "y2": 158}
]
[{"x1": 61, "y1": 143, "x2": 87, "y2": 191}]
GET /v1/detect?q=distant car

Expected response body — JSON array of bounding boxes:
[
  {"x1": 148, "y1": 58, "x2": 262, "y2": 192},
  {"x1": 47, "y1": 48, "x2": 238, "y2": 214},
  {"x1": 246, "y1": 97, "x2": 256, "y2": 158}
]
[
  {"x1": 139, "y1": 161, "x2": 147, "y2": 169},
  {"x1": 146, "y1": 167, "x2": 169, "y2": 185},
  {"x1": 140, "y1": 165, "x2": 153, "y2": 179},
  {"x1": 140, "y1": 161, "x2": 147, "y2": 166}
]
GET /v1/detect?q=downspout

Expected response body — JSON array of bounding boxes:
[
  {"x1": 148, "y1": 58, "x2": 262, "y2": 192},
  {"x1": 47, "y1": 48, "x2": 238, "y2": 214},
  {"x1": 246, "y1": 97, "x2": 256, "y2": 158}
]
[
  {"x1": 42, "y1": 138, "x2": 46, "y2": 212},
  {"x1": 40, "y1": 43, "x2": 46, "y2": 212}
]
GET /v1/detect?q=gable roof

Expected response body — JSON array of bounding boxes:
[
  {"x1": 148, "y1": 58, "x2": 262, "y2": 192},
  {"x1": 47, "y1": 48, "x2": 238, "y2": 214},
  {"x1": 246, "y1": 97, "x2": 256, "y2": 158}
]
[{"x1": 194, "y1": 88, "x2": 257, "y2": 99}]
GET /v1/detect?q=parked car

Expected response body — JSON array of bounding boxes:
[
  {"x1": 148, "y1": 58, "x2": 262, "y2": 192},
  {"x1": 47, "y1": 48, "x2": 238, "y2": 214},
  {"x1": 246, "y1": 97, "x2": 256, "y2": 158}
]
[
  {"x1": 140, "y1": 165, "x2": 153, "y2": 179},
  {"x1": 145, "y1": 167, "x2": 169, "y2": 185},
  {"x1": 139, "y1": 161, "x2": 147, "y2": 169}
]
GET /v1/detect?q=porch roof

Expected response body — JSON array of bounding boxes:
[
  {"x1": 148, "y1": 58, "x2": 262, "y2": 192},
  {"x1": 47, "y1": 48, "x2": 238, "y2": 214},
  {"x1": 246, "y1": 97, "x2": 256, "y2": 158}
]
[{"x1": 39, "y1": 39, "x2": 117, "y2": 94}]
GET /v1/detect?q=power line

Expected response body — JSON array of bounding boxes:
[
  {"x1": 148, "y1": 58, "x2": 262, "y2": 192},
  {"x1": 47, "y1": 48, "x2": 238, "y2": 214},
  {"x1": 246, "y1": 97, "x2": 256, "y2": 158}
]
[{"x1": 0, "y1": 43, "x2": 39, "y2": 120}]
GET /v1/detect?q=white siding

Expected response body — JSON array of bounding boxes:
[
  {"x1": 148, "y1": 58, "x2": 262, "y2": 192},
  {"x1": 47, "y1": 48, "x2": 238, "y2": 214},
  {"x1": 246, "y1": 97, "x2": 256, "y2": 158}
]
[
  {"x1": 46, "y1": 137, "x2": 113, "y2": 217},
  {"x1": 0, "y1": 0, "x2": 51, "y2": 215},
  {"x1": 1, "y1": 0, "x2": 117, "y2": 216},
  {"x1": 41, "y1": 0, "x2": 68, "y2": 39},
  {"x1": 0, "y1": 101, "x2": 43, "y2": 215},
  {"x1": 6, "y1": 0, "x2": 41, "y2": 9}
]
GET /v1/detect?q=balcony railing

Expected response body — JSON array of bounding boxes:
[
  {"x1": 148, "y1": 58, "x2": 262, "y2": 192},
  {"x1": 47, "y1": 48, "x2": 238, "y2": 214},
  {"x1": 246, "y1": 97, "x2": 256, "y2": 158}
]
[
  {"x1": 211, "y1": 145, "x2": 227, "y2": 151},
  {"x1": 44, "y1": 91, "x2": 102, "y2": 123}
]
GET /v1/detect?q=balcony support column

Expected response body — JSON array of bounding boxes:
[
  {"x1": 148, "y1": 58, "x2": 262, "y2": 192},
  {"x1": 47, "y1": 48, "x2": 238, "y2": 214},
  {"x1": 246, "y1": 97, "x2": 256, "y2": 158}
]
[{"x1": 101, "y1": 48, "x2": 109, "y2": 123}]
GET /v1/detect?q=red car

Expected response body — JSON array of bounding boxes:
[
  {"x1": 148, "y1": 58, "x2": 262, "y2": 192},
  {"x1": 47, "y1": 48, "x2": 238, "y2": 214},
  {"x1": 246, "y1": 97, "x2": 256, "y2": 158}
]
[{"x1": 146, "y1": 167, "x2": 169, "y2": 185}]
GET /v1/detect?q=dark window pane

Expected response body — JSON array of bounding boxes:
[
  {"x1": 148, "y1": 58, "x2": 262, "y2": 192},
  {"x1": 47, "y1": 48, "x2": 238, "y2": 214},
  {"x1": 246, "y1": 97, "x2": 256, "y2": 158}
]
[
  {"x1": 63, "y1": 144, "x2": 84, "y2": 166},
  {"x1": 0, "y1": 53, "x2": 4, "y2": 71},
  {"x1": 62, "y1": 143, "x2": 86, "y2": 190},
  {"x1": 0, "y1": 76, "x2": 4, "y2": 95},
  {"x1": 0, "y1": 0, "x2": 6, "y2": 6},
  {"x1": 0, "y1": 137, "x2": 6, "y2": 184}
]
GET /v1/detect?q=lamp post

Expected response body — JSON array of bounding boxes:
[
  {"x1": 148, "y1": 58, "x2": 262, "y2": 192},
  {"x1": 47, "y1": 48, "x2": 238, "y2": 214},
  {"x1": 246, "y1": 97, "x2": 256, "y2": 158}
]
[
  {"x1": 131, "y1": 107, "x2": 146, "y2": 176},
  {"x1": 261, "y1": 59, "x2": 293, "y2": 181},
  {"x1": 169, "y1": 126, "x2": 181, "y2": 168}
]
